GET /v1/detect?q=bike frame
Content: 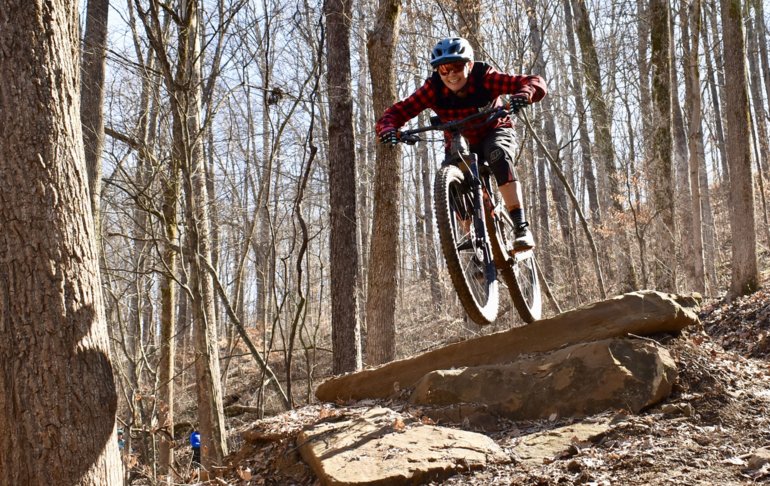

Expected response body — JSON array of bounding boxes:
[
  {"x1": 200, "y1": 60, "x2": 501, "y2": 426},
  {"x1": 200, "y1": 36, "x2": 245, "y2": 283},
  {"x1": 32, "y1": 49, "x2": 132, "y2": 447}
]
[{"x1": 443, "y1": 131, "x2": 498, "y2": 285}]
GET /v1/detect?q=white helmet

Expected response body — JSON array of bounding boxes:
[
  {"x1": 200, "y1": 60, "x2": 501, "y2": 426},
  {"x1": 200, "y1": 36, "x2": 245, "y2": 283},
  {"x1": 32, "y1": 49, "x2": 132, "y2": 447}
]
[{"x1": 430, "y1": 37, "x2": 474, "y2": 68}]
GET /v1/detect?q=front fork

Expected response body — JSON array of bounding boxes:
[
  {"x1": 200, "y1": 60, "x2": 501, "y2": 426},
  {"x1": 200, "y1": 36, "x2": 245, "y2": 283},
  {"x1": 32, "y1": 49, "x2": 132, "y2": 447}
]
[{"x1": 466, "y1": 154, "x2": 497, "y2": 283}]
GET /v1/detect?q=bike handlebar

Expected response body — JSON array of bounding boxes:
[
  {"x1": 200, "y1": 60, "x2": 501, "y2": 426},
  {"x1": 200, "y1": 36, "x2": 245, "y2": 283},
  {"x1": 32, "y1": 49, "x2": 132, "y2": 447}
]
[{"x1": 397, "y1": 97, "x2": 524, "y2": 145}]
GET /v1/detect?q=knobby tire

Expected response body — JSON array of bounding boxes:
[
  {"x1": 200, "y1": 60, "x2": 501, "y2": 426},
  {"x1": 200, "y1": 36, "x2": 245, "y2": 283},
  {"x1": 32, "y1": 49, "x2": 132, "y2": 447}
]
[
  {"x1": 434, "y1": 165, "x2": 499, "y2": 325},
  {"x1": 486, "y1": 182, "x2": 542, "y2": 324}
]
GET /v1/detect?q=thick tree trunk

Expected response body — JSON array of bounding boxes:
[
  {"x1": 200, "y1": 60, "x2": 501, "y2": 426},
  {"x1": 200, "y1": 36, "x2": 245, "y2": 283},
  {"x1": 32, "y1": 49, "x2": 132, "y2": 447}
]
[
  {"x1": 365, "y1": 0, "x2": 401, "y2": 366},
  {"x1": 720, "y1": 0, "x2": 759, "y2": 297},
  {"x1": 326, "y1": 0, "x2": 363, "y2": 373},
  {"x1": 0, "y1": 1, "x2": 122, "y2": 483}
]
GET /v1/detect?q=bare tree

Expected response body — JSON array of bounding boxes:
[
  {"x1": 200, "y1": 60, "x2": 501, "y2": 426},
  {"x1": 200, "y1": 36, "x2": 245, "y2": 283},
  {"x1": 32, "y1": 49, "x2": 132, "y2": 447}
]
[
  {"x1": 80, "y1": 0, "x2": 110, "y2": 232},
  {"x1": 326, "y1": 0, "x2": 363, "y2": 373},
  {"x1": 682, "y1": 0, "x2": 707, "y2": 293},
  {"x1": 0, "y1": 0, "x2": 122, "y2": 483},
  {"x1": 649, "y1": 0, "x2": 677, "y2": 291},
  {"x1": 571, "y1": 0, "x2": 637, "y2": 291},
  {"x1": 365, "y1": 0, "x2": 402, "y2": 366},
  {"x1": 564, "y1": 0, "x2": 600, "y2": 225},
  {"x1": 720, "y1": 0, "x2": 759, "y2": 297}
]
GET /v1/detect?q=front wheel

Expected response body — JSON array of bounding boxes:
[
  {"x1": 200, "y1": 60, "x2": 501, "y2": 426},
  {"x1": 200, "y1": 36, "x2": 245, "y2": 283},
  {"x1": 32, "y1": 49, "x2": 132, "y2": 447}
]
[
  {"x1": 434, "y1": 165, "x2": 499, "y2": 325},
  {"x1": 486, "y1": 183, "x2": 542, "y2": 324}
]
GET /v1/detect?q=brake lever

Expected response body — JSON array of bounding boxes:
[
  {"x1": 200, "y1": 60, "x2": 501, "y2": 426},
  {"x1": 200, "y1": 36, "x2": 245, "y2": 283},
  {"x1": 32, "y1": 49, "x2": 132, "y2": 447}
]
[{"x1": 484, "y1": 109, "x2": 508, "y2": 124}]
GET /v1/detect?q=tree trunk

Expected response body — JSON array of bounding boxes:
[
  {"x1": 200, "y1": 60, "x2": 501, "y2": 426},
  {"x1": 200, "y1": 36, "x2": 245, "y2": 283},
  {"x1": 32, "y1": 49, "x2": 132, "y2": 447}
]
[
  {"x1": 720, "y1": 0, "x2": 759, "y2": 297},
  {"x1": 326, "y1": 0, "x2": 363, "y2": 373},
  {"x1": 570, "y1": 0, "x2": 619, "y2": 215},
  {"x1": 356, "y1": 9, "x2": 372, "y2": 333},
  {"x1": 746, "y1": 10, "x2": 770, "y2": 244},
  {"x1": 682, "y1": 0, "x2": 707, "y2": 293},
  {"x1": 453, "y1": 0, "x2": 482, "y2": 55},
  {"x1": 670, "y1": 6, "x2": 697, "y2": 290},
  {"x1": 706, "y1": 0, "x2": 731, "y2": 182},
  {"x1": 753, "y1": 0, "x2": 770, "y2": 119},
  {"x1": 571, "y1": 0, "x2": 636, "y2": 291},
  {"x1": 563, "y1": 0, "x2": 600, "y2": 224},
  {"x1": 163, "y1": 0, "x2": 228, "y2": 467},
  {"x1": 636, "y1": 0, "x2": 654, "y2": 153},
  {"x1": 0, "y1": 1, "x2": 122, "y2": 483},
  {"x1": 80, "y1": 0, "x2": 110, "y2": 235},
  {"x1": 365, "y1": 0, "x2": 402, "y2": 366},
  {"x1": 649, "y1": 0, "x2": 677, "y2": 292},
  {"x1": 526, "y1": 0, "x2": 570, "y2": 274}
]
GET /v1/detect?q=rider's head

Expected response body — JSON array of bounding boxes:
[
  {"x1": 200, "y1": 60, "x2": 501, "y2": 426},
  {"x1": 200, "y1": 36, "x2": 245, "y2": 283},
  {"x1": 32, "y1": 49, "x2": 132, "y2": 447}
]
[{"x1": 430, "y1": 37, "x2": 474, "y2": 93}]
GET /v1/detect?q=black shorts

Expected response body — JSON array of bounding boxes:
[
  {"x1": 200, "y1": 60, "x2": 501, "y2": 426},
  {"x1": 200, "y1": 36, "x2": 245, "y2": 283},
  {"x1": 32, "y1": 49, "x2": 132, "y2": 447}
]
[{"x1": 471, "y1": 127, "x2": 519, "y2": 185}]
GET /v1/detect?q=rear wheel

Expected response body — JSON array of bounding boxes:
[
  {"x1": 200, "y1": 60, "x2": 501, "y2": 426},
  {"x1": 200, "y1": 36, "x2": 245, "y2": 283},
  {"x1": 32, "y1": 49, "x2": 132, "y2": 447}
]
[
  {"x1": 486, "y1": 181, "x2": 542, "y2": 324},
  {"x1": 434, "y1": 165, "x2": 499, "y2": 325}
]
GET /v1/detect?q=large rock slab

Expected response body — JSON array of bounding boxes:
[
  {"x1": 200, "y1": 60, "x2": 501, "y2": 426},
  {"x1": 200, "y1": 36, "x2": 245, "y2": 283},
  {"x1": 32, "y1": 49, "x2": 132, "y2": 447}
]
[
  {"x1": 297, "y1": 407, "x2": 509, "y2": 485},
  {"x1": 317, "y1": 291, "x2": 698, "y2": 402},
  {"x1": 409, "y1": 338, "x2": 677, "y2": 420}
]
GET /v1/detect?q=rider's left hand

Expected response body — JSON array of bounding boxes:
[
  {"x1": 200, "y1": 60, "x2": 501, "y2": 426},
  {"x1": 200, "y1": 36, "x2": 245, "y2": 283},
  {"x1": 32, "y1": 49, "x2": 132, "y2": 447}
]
[{"x1": 510, "y1": 95, "x2": 529, "y2": 114}]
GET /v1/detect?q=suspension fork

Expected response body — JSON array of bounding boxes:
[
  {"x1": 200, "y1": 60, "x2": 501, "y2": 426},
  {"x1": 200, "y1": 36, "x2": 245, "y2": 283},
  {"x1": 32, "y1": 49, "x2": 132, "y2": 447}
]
[{"x1": 466, "y1": 153, "x2": 497, "y2": 283}]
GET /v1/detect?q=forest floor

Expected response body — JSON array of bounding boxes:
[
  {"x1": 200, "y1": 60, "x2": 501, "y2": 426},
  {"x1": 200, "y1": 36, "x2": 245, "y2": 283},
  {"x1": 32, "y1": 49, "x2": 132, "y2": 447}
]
[{"x1": 200, "y1": 288, "x2": 770, "y2": 485}]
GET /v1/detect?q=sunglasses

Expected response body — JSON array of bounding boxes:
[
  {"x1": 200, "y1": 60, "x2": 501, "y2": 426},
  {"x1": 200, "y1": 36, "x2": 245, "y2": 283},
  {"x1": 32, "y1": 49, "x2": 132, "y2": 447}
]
[{"x1": 437, "y1": 61, "x2": 468, "y2": 76}]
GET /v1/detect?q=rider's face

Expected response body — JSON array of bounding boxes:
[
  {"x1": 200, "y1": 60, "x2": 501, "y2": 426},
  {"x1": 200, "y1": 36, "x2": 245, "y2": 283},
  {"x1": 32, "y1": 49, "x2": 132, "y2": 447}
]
[{"x1": 438, "y1": 61, "x2": 472, "y2": 92}]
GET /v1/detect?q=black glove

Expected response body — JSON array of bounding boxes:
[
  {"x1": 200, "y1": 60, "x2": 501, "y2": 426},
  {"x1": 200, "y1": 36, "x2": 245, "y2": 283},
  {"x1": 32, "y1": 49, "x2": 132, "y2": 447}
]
[
  {"x1": 379, "y1": 128, "x2": 399, "y2": 145},
  {"x1": 510, "y1": 95, "x2": 529, "y2": 114}
]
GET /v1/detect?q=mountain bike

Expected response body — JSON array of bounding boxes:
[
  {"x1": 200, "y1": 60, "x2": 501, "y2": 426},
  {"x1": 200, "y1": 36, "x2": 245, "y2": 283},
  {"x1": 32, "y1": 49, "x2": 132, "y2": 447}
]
[{"x1": 398, "y1": 100, "x2": 542, "y2": 325}]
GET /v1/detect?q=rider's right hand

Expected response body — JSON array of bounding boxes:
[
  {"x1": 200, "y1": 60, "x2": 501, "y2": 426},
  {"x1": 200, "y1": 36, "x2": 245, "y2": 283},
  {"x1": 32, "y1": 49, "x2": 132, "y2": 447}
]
[{"x1": 379, "y1": 128, "x2": 399, "y2": 145}]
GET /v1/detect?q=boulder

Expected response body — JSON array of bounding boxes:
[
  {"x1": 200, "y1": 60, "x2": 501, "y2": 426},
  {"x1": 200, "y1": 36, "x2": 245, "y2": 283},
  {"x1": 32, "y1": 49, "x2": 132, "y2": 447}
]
[
  {"x1": 316, "y1": 291, "x2": 697, "y2": 402},
  {"x1": 297, "y1": 407, "x2": 509, "y2": 485},
  {"x1": 409, "y1": 337, "x2": 678, "y2": 420}
]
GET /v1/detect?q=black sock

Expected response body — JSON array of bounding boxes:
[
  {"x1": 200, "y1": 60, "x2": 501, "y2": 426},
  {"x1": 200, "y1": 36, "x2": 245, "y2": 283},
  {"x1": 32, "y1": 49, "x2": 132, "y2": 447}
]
[{"x1": 510, "y1": 208, "x2": 526, "y2": 227}]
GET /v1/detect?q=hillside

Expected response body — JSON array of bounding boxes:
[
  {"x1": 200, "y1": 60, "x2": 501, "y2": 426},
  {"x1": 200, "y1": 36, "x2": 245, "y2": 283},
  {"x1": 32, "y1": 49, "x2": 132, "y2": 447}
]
[{"x1": 169, "y1": 289, "x2": 770, "y2": 485}]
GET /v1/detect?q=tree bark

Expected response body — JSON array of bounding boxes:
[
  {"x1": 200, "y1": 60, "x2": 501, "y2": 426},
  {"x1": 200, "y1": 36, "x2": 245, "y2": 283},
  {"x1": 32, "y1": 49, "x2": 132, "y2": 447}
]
[
  {"x1": 326, "y1": 0, "x2": 363, "y2": 373},
  {"x1": 526, "y1": 0, "x2": 570, "y2": 277},
  {"x1": 720, "y1": 0, "x2": 759, "y2": 298},
  {"x1": 0, "y1": 0, "x2": 122, "y2": 483},
  {"x1": 365, "y1": 0, "x2": 402, "y2": 366},
  {"x1": 564, "y1": 0, "x2": 600, "y2": 224},
  {"x1": 571, "y1": 0, "x2": 636, "y2": 291},
  {"x1": 682, "y1": 0, "x2": 707, "y2": 293},
  {"x1": 80, "y1": 0, "x2": 110, "y2": 234},
  {"x1": 649, "y1": 0, "x2": 677, "y2": 292}
]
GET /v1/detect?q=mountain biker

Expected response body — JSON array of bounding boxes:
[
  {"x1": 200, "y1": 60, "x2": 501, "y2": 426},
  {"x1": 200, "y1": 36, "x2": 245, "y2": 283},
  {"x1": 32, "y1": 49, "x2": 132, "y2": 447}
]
[{"x1": 376, "y1": 37, "x2": 547, "y2": 251}]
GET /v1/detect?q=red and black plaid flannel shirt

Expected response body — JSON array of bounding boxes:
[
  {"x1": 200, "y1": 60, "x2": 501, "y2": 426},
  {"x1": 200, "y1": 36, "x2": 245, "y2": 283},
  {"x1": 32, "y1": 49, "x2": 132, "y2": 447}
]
[{"x1": 376, "y1": 63, "x2": 547, "y2": 146}]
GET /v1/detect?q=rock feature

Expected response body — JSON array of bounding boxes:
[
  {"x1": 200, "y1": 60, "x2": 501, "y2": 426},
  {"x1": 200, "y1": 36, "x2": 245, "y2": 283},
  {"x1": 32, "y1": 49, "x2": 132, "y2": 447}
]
[
  {"x1": 297, "y1": 407, "x2": 509, "y2": 485},
  {"x1": 514, "y1": 420, "x2": 612, "y2": 465},
  {"x1": 316, "y1": 291, "x2": 698, "y2": 402},
  {"x1": 409, "y1": 338, "x2": 677, "y2": 420}
]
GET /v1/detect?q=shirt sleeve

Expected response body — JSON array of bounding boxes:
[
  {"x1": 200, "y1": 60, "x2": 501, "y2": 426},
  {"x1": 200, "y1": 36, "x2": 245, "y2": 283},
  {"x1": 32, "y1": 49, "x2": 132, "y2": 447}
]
[
  {"x1": 482, "y1": 65, "x2": 547, "y2": 103},
  {"x1": 375, "y1": 80, "x2": 437, "y2": 135}
]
